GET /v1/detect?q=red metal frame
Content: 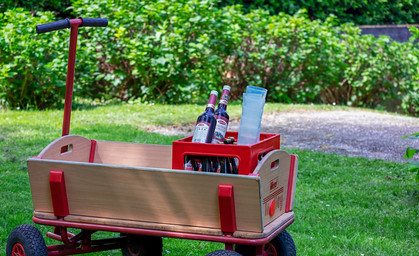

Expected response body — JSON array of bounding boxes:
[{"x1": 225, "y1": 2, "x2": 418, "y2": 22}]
[
  {"x1": 89, "y1": 140, "x2": 96, "y2": 163},
  {"x1": 285, "y1": 154, "x2": 297, "y2": 213},
  {"x1": 33, "y1": 216, "x2": 294, "y2": 248},
  {"x1": 45, "y1": 227, "x2": 124, "y2": 256},
  {"x1": 12, "y1": 243, "x2": 25, "y2": 256},
  {"x1": 49, "y1": 170, "x2": 69, "y2": 217},
  {"x1": 218, "y1": 184, "x2": 237, "y2": 234},
  {"x1": 62, "y1": 19, "x2": 82, "y2": 137}
]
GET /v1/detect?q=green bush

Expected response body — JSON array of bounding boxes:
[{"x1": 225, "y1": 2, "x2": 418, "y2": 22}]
[
  {"x1": 0, "y1": 9, "x2": 98, "y2": 109},
  {"x1": 0, "y1": 9, "x2": 66, "y2": 109},
  {"x1": 70, "y1": 0, "x2": 240, "y2": 104},
  {"x1": 403, "y1": 132, "x2": 419, "y2": 186},
  {"x1": 0, "y1": 1, "x2": 71, "y2": 16},
  {"x1": 70, "y1": 0, "x2": 419, "y2": 114},
  {"x1": 220, "y1": 0, "x2": 419, "y2": 25},
  {"x1": 1, "y1": 0, "x2": 418, "y2": 115}
]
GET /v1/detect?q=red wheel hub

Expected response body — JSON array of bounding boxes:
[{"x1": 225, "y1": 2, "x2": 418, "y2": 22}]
[
  {"x1": 264, "y1": 242, "x2": 277, "y2": 256},
  {"x1": 12, "y1": 243, "x2": 25, "y2": 256}
]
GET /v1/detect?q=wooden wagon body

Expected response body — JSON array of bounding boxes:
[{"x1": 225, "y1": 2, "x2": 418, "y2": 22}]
[
  {"x1": 7, "y1": 17, "x2": 299, "y2": 256},
  {"x1": 27, "y1": 135, "x2": 298, "y2": 240}
]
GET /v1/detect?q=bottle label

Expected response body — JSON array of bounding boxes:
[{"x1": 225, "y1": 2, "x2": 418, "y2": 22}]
[
  {"x1": 219, "y1": 91, "x2": 229, "y2": 105},
  {"x1": 206, "y1": 103, "x2": 215, "y2": 109},
  {"x1": 185, "y1": 160, "x2": 194, "y2": 171},
  {"x1": 211, "y1": 115, "x2": 229, "y2": 143},
  {"x1": 192, "y1": 121, "x2": 211, "y2": 143}
]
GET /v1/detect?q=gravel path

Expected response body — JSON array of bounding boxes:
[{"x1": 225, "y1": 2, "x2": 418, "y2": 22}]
[{"x1": 151, "y1": 109, "x2": 419, "y2": 162}]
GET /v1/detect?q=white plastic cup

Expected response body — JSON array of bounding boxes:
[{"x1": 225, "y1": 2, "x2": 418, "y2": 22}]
[{"x1": 238, "y1": 86, "x2": 267, "y2": 145}]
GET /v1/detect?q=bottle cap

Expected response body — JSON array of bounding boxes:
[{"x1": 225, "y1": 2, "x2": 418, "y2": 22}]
[
  {"x1": 207, "y1": 90, "x2": 218, "y2": 109},
  {"x1": 223, "y1": 85, "x2": 231, "y2": 91}
]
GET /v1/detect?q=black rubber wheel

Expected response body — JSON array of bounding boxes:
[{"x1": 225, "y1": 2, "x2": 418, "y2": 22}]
[
  {"x1": 235, "y1": 230, "x2": 296, "y2": 256},
  {"x1": 205, "y1": 250, "x2": 243, "y2": 256},
  {"x1": 121, "y1": 234, "x2": 163, "y2": 256},
  {"x1": 6, "y1": 224, "x2": 47, "y2": 256}
]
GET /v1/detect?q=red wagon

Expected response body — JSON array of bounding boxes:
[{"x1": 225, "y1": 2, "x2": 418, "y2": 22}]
[{"x1": 6, "y1": 18, "x2": 299, "y2": 256}]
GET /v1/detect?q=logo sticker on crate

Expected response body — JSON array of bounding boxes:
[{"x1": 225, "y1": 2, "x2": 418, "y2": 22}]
[{"x1": 263, "y1": 182, "x2": 284, "y2": 217}]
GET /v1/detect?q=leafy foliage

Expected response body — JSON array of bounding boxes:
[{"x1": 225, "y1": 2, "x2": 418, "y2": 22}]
[
  {"x1": 220, "y1": 0, "x2": 419, "y2": 25},
  {"x1": 0, "y1": 9, "x2": 67, "y2": 109},
  {"x1": 0, "y1": 0, "x2": 71, "y2": 16},
  {"x1": 1, "y1": 0, "x2": 418, "y2": 115},
  {"x1": 403, "y1": 132, "x2": 419, "y2": 185},
  {"x1": 0, "y1": 9, "x2": 99, "y2": 109},
  {"x1": 72, "y1": 0, "x2": 418, "y2": 114},
  {"x1": 71, "y1": 0, "x2": 232, "y2": 103}
]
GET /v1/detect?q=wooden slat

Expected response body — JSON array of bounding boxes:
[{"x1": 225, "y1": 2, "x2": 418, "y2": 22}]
[
  {"x1": 33, "y1": 211, "x2": 294, "y2": 239},
  {"x1": 64, "y1": 214, "x2": 223, "y2": 236},
  {"x1": 27, "y1": 159, "x2": 263, "y2": 233},
  {"x1": 38, "y1": 135, "x2": 91, "y2": 162},
  {"x1": 253, "y1": 150, "x2": 291, "y2": 227},
  {"x1": 33, "y1": 211, "x2": 58, "y2": 220},
  {"x1": 233, "y1": 212, "x2": 294, "y2": 239},
  {"x1": 93, "y1": 140, "x2": 172, "y2": 169}
]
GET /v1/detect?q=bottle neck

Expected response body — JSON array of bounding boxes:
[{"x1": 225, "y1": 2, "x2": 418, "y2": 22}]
[
  {"x1": 205, "y1": 106, "x2": 215, "y2": 113},
  {"x1": 206, "y1": 93, "x2": 217, "y2": 112},
  {"x1": 217, "y1": 89, "x2": 230, "y2": 110}
]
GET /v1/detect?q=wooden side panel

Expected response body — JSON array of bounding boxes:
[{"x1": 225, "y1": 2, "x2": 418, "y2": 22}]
[
  {"x1": 27, "y1": 159, "x2": 262, "y2": 233},
  {"x1": 38, "y1": 135, "x2": 91, "y2": 162},
  {"x1": 94, "y1": 141, "x2": 172, "y2": 169},
  {"x1": 254, "y1": 150, "x2": 292, "y2": 227}
]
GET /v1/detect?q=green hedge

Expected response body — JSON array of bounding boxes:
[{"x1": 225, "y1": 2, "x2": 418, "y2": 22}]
[
  {"x1": 220, "y1": 0, "x2": 419, "y2": 25},
  {"x1": 0, "y1": 1, "x2": 71, "y2": 16},
  {"x1": 1, "y1": 0, "x2": 418, "y2": 115},
  {"x1": 0, "y1": 9, "x2": 66, "y2": 109},
  {"x1": 0, "y1": 9, "x2": 99, "y2": 109}
]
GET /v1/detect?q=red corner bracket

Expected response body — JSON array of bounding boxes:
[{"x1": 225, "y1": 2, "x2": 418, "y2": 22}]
[
  {"x1": 285, "y1": 155, "x2": 297, "y2": 212},
  {"x1": 218, "y1": 184, "x2": 237, "y2": 234},
  {"x1": 50, "y1": 170, "x2": 69, "y2": 217}
]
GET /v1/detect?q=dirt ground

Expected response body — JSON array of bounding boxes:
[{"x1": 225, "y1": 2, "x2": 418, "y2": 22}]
[{"x1": 151, "y1": 109, "x2": 419, "y2": 162}]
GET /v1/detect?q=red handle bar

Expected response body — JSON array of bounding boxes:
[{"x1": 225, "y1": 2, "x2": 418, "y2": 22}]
[
  {"x1": 36, "y1": 18, "x2": 108, "y2": 34},
  {"x1": 35, "y1": 18, "x2": 108, "y2": 138}
]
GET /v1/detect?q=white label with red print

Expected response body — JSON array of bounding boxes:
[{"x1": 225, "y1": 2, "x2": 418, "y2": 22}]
[{"x1": 192, "y1": 121, "x2": 211, "y2": 143}]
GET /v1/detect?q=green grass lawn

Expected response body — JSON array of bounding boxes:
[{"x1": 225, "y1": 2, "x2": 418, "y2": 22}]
[{"x1": 0, "y1": 103, "x2": 417, "y2": 255}]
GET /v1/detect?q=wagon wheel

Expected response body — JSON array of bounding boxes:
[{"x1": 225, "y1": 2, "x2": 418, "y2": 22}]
[
  {"x1": 121, "y1": 234, "x2": 163, "y2": 256},
  {"x1": 235, "y1": 230, "x2": 296, "y2": 256},
  {"x1": 205, "y1": 250, "x2": 243, "y2": 256},
  {"x1": 6, "y1": 224, "x2": 47, "y2": 256}
]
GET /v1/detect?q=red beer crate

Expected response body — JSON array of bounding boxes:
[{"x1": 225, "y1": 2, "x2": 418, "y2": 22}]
[{"x1": 172, "y1": 131, "x2": 280, "y2": 175}]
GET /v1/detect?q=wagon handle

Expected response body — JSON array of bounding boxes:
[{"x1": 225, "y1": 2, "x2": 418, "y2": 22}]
[
  {"x1": 36, "y1": 18, "x2": 108, "y2": 34},
  {"x1": 35, "y1": 18, "x2": 108, "y2": 138}
]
